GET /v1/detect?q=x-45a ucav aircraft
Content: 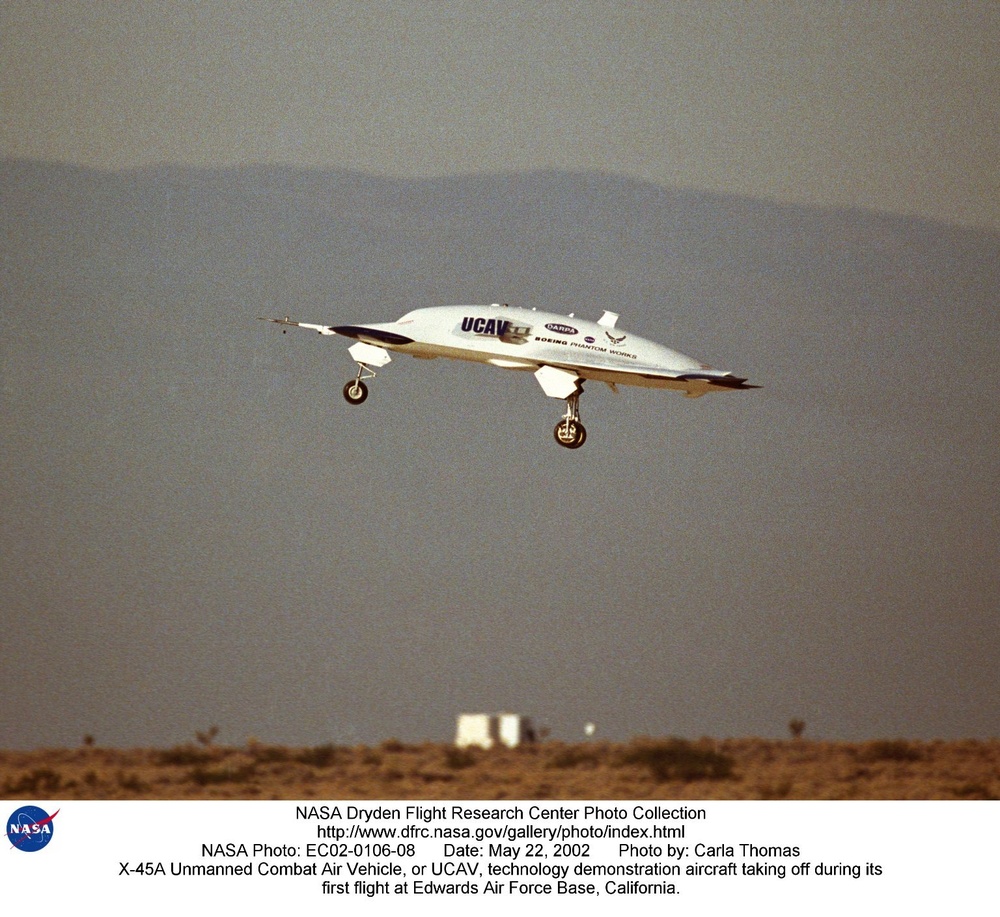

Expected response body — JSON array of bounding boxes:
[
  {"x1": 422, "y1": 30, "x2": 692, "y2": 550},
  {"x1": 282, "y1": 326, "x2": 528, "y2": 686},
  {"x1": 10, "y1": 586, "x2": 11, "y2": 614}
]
[{"x1": 259, "y1": 304, "x2": 756, "y2": 448}]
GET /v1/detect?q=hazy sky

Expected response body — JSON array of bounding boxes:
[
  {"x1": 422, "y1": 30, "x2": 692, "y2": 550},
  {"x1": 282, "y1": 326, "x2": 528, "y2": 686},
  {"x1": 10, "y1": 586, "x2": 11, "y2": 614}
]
[
  {"x1": 2, "y1": 3, "x2": 998, "y2": 752},
  {"x1": 1, "y1": 1, "x2": 997, "y2": 229}
]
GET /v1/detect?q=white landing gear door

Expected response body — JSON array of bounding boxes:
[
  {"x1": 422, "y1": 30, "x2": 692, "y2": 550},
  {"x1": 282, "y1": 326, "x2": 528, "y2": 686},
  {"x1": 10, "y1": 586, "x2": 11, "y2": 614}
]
[
  {"x1": 534, "y1": 365, "x2": 582, "y2": 399},
  {"x1": 348, "y1": 341, "x2": 392, "y2": 368}
]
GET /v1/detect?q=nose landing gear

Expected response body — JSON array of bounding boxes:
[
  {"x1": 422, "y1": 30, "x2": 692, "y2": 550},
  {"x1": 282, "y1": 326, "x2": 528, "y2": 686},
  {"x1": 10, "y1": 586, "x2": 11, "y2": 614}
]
[
  {"x1": 342, "y1": 362, "x2": 376, "y2": 405},
  {"x1": 341, "y1": 341, "x2": 393, "y2": 406}
]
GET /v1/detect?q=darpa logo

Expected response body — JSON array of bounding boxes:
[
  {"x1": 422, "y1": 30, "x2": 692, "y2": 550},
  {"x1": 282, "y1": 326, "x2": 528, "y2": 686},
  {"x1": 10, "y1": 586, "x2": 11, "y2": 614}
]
[
  {"x1": 545, "y1": 323, "x2": 578, "y2": 336},
  {"x1": 7, "y1": 805, "x2": 58, "y2": 852},
  {"x1": 460, "y1": 316, "x2": 531, "y2": 344}
]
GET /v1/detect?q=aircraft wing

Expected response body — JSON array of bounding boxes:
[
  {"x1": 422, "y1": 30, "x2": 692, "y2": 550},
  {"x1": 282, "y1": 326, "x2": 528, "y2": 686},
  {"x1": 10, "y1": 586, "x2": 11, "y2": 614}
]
[
  {"x1": 257, "y1": 316, "x2": 337, "y2": 335},
  {"x1": 636, "y1": 366, "x2": 759, "y2": 390},
  {"x1": 536, "y1": 355, "x2": 758, "y2": 398}
]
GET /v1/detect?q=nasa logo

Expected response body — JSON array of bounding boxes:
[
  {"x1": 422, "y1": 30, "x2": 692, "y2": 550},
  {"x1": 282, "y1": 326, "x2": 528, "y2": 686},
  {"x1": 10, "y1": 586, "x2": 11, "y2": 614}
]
[
  {"x1": 545, "y1": 323, "x2": 578, "y2": 336},
  {"x1": 584, "y1": 336, "x2": 596, "y2": 343},
  {"x1": 7, "y1": 805, "x2": 58, "y2": 852}
]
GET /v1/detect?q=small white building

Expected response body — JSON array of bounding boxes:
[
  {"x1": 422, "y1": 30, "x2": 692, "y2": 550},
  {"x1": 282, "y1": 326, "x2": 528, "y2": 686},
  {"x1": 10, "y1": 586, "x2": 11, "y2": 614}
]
[{"x1": 455, "y1": 713, "x2": 534, "y2": 749}]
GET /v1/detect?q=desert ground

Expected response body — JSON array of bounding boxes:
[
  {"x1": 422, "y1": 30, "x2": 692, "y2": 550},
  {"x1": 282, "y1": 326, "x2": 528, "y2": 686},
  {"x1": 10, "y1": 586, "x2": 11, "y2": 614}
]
[{"x1": 2, "y1": 737, "x2": 997, "y2": 800}]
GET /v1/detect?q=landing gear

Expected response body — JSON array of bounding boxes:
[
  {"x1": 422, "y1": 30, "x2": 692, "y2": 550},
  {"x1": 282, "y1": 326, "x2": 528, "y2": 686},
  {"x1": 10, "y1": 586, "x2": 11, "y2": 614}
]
[
  {"x1": 554, "y1": 390, "x2": 587, "y2": 448},
  {"x1": 341, "y1": 342, "x2": 393, "y2": 407},
  {"x1": 342, "y1": 361, "x2": 378, "y2": 405}
]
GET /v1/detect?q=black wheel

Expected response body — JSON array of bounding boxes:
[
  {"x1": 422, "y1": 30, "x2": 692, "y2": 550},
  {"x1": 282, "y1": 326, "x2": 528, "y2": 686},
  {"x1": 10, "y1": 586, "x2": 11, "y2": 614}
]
[
  {"x1": 343, "y1": 379, "x2": 368, "y2": 404},
  {"x1": 554, "y1": 419, "x2": 586, "y2": 448}
]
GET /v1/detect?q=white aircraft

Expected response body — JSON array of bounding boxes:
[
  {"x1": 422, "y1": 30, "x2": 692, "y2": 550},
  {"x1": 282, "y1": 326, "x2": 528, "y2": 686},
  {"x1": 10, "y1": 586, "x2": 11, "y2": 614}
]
[{"x1": 259, "y1": 303, "x2": 756, "y2": 448}]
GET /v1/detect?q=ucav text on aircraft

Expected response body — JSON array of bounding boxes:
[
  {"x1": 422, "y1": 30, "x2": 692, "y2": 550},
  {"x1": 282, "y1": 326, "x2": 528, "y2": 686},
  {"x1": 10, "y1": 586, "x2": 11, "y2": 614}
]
[{"x1": 259, "y1": 304, "x2": 757, "y2": 448}]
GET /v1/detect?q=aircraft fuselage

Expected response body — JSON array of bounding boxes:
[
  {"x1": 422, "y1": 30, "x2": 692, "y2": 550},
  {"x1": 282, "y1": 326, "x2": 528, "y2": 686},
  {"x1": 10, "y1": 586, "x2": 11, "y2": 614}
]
[{"x1": 333, "y1": 304, "x2": 738, "y2": 397}]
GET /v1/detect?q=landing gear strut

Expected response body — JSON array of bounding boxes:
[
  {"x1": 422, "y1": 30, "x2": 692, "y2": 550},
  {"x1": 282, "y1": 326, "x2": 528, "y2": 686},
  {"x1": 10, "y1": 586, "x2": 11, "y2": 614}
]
[{"x1": 554, "y1": 390, "x2": 587, "y2": 448}]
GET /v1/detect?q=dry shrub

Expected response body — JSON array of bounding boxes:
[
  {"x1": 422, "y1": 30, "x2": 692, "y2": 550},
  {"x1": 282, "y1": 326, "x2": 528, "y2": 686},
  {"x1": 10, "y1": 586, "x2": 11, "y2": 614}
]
[
  {"x1": 858, "y1": 740, "x2": 923, "y2": 763},
  {"x1": 249, "y1": 744, "x2": 292, "y2": 764},
  {"x1": 117, "y1": 771, "x2": 146, "y2": 792},
  {"x1": 618, "y1": 738, "x2": 734, "y2": 782},
  {"x1": 950, "y1": 782, "x2": 996, "y2": 800},
  {"x1": 154, "y1": 745, "x2": 216, "y2": 766},
  {"x1": 189, "y1": 763, "x2": 256, "y2": 787},
  {"x1": 546, "y1": 744, "x2": 601, "y2": 769},
  {"x1": 195, "y1": 726, "x2": 220, "y2": 746},
  {"x1": 759, "y1": 779, "x2": 794, "y2": 800},
  {"x1": 295, "y1": 744, "x2": 340, "y2": 768},
  {"x1": 443, "y1": 747, "x2": 477, "y2": 770},
  {"x1": 3, "y1": 767, "x2": 62, "y2": 795}
]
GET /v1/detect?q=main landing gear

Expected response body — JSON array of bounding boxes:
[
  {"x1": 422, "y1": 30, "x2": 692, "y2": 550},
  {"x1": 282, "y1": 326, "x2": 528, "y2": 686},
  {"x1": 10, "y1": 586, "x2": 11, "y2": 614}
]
[{"x1": 554, "y1": 390, "x2": 587, "y2": 449}]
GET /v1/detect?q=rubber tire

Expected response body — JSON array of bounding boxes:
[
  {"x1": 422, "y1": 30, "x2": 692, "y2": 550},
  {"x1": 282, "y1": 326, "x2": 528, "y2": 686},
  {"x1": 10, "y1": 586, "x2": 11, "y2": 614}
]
[
  {"x1": 554, "y1": 420, "x2": 586, "y2": 448},
  {"x1": 343, "y1": 380, "x2": 369, "y2": 404}
]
